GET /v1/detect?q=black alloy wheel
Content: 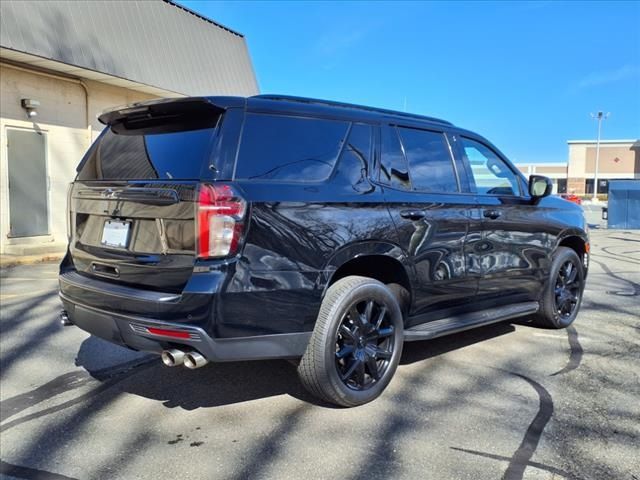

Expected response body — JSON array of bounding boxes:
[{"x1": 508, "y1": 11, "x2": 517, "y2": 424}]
[
  {"x1": 335, "y1": 299, "x2": 395, "y2": 391},
  {"x1": 532, "y1": 246, "x2": 585, "y2": 329},
  {"x1": 298, "y1": 275, "x2": 404, "y2": 407},
  {"x1": 554, "y1": 259, "x2": 581, "y2": 319}
]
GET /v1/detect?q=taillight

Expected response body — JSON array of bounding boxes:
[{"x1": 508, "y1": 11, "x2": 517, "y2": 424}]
[
  {"x1": 196, "y1": 183, "x2": 247, "y2": 258},
  {"x1": 146, "y1": 327, "x2": 192, "y2": 339}
]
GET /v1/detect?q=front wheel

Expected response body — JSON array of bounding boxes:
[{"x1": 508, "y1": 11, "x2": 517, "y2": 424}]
[
  {"x1": 533, "y1": 247, "x2": 585, "y2": 329},
  {"x1": 298, "y1": 276, "x2": 404, "y2": 407}
]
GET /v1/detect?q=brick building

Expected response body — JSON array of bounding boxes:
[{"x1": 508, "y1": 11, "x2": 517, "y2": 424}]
[
  {"x1": 567, "y1": 140, "x2": 639, "y2": 195},
  {"x1": 516, "y1": 139, "x2": 639, "y2": 196}
]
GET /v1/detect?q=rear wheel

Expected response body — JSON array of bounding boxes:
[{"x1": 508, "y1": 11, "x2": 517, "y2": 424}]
[
  {"x1": 533, "y1": 247, "x2": 585, "y2": 329},
  {"x1": 298, "y1": 276, "x2": 403, "y2": 407}
]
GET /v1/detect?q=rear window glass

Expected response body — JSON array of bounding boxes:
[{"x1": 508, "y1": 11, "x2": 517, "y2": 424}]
[
  {"x1": 77, "y1": 128, "x2": 216, "y2": 180},
  {"x1": 235, "y1": 114, "x2": 349, "y2": 182},
  {"x1": 396, "y1": 127, "x2": 458, "y2": 192}
]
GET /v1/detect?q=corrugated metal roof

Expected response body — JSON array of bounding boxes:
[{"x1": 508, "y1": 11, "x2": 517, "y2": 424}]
[{"x1": 0, "y1": 0, "x2": 259, "y2": 96}]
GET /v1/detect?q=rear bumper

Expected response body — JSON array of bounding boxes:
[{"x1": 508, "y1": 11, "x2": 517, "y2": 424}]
[{"x1": 59, "y1": 271, "x2": 311, "y2": 362}]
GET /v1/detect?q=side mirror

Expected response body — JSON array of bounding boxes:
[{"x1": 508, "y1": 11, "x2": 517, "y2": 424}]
[{"x1": 529, "y1": 175, "x2": 553, "y2": 201}]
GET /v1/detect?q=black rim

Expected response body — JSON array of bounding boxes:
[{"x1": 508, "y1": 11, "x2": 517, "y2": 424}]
[
  {"x1": 335, "y1": 299, "x2": 395, "y2": 391},
  {"x1": 554, "y1": 260, "x2": 581, "y2": 319}
]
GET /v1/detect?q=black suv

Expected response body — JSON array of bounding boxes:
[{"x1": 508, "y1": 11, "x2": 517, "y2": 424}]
[{"x1": 59, "y1": 95, "x2": 588, "y2": 406}]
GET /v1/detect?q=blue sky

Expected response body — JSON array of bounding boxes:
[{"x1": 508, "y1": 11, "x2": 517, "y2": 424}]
[{"x1": 180, "y1": 0, "x2": 640, "y2": 164}]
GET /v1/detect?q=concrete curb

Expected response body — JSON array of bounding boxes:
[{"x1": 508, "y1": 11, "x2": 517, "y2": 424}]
[{"x1": 0, "y1": 253, "x2": 64, "y2": 269}]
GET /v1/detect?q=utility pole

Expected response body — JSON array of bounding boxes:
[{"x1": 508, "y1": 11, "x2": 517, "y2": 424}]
[{"x1": 590, "y1": 111, "x2": 609, "y2": 202}]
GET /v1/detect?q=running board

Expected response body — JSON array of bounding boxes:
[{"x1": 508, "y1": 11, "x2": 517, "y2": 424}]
[{"x1": 403, "y1": 301, "x2": 539, "y2": 342}]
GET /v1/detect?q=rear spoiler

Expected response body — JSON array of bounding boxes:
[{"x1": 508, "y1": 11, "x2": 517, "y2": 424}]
[{"x1": 98, "y1": 97, "x2": 241, "y2": 134}]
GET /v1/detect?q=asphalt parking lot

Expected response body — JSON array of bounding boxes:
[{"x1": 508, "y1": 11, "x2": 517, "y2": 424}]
[{"x1": 0, "y1": 229, "x2": 638, "y2": 480}]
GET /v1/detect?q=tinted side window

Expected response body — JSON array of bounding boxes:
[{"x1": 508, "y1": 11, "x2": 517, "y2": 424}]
[
  {"x1": 334, "y1": 124, "x2": 372, "y2": 191},
  {"x1": 235, "y1": 114, "x2": 349, "y2": 182},
  {"x1": 397, "y1": 127, "x2": 458, "y2": 192},
  {"x1": 380, "y1": 126, "x2": 411, "y2": 190},
  {"x1": 462, "y1": 138, "x2": 520, "y2": 196}
]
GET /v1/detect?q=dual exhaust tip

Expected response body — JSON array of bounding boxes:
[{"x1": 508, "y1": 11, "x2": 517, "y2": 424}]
[
  {"x1": 161, "y1": 349, "x2": 208, "y2": 369},
  {"x1": 60, "y1": 309, "x2": 206, "y2": 369}
]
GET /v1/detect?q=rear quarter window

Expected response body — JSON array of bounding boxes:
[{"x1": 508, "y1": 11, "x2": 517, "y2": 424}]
[{"x1": 234, "y1": 113, "x2": 349, "y2": 182}]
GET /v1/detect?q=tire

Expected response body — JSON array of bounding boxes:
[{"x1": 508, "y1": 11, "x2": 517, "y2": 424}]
[
  {"x1": 298, "y1": 276, "x2": 404, "y2": 407},
  {"x1": 533, "y1": 247, "x2": 585, "y2": 329}
]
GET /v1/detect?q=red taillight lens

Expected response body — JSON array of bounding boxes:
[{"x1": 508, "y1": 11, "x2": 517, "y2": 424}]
[
  {"x1": 147, "y1": 327, "x2": 192, "y2": 339},
  {"x1": 197, "y1": 183, "x2": 247, "y2": 258}
]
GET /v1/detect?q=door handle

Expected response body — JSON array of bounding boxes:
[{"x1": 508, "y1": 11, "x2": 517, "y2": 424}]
[
  {"x1": 400, "y1": 209, "x2": 426, "y2": 220},
  {"x1": 483, "y1": 209, "x2": 501, "y2": 220}
]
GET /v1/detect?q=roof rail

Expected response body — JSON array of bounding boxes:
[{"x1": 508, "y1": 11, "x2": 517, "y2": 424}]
[{"x1": 252, "y1": 94, "x2": 453, "y2": 126}]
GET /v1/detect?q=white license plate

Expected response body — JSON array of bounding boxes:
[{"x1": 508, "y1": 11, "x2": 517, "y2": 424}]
[{"x1": 101, "y1": 220, "x2": 131, "y2": 248}]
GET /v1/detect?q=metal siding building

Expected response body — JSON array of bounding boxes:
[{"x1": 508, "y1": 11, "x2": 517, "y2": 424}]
[
  {"x1": 0, "y1": 0, "x2": 258, "y2": 96},
  {"x1": 0, "y1": 0, "x2": 258, "y2": 255}
]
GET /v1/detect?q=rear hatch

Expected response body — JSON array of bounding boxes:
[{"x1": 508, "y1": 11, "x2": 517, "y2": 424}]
[{"x1": 69, "y1": 99, "x2": 224, "y2": 293}]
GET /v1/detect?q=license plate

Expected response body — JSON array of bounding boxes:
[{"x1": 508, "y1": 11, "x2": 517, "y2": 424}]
[{"x1": 101, "y1": 220, "x2": 131, "y2": 248}]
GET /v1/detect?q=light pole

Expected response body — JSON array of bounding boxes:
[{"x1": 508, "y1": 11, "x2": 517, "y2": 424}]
[{"x1": 590, "y1": 111, "x2": 609, "y2": 202}]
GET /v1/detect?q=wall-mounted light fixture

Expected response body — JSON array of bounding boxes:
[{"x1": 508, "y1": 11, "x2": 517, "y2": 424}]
[{"x1": 21, "y1": 98, "x2": 40, "y2": 118}]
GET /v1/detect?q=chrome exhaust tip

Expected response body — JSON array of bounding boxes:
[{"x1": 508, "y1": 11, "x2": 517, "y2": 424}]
[
  {"x1": 60, "y1": 310, "x2": 73, "y2": 326},
  {"x1": 183, "y1": 351, "x2": 208, "y2": 369},
  {"x1": 161, "y1": 349, "x2": 185, "y2": 367}
]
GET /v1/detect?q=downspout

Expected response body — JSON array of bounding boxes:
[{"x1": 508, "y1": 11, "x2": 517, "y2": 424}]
[{"x1": 78, "y1": 79, "x2": 91, "y2": 141}]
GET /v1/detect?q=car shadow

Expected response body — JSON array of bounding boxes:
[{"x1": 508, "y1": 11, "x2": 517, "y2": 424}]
[
  {"x1": 400, "y1": 321, "x2": 516, "y2": 365},
  {"x1": 75, "y1": 321, "x2": 517, "y2": 410}
]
